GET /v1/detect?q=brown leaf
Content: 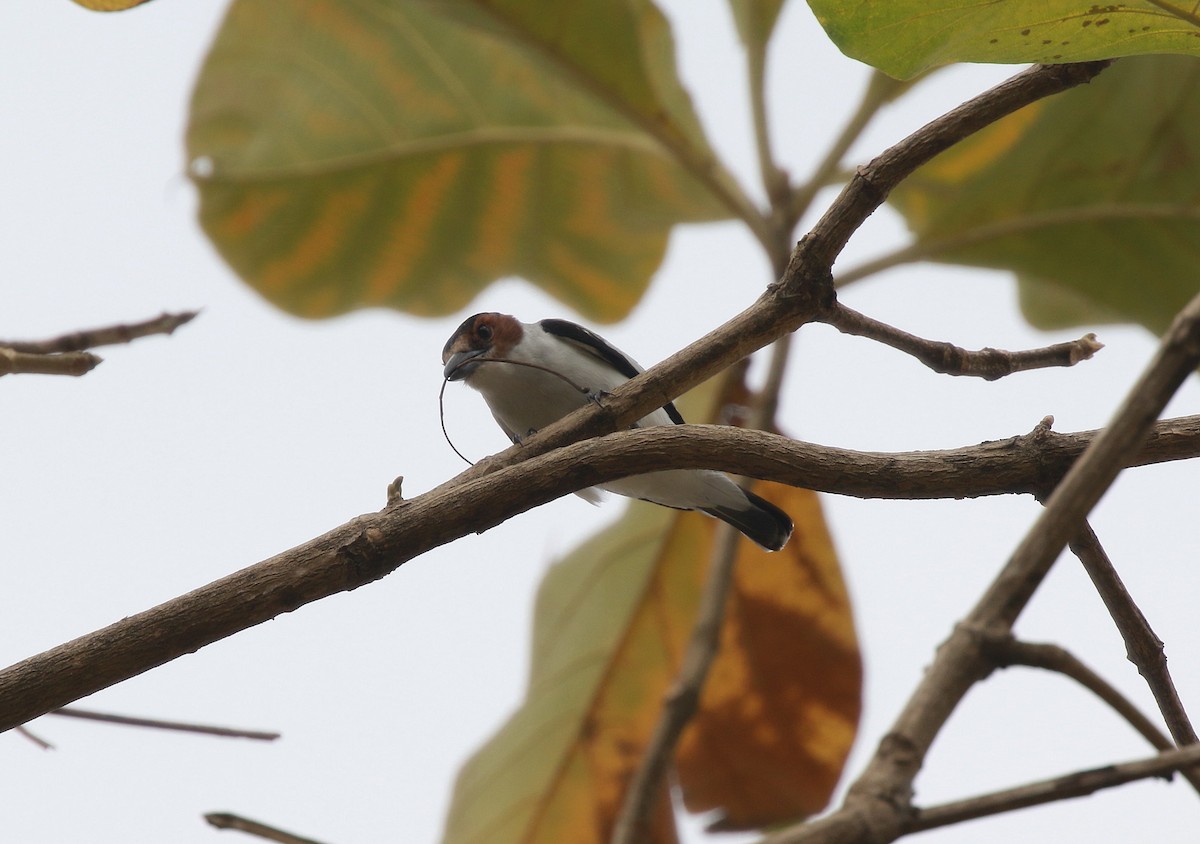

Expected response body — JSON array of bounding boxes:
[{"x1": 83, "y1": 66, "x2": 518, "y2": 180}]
[{"x1": 676, "y1": 483, "x2": 861, "y2": 829}]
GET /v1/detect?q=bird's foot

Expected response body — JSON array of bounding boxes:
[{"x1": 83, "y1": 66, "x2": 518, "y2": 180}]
[{"x1": 585, "y1": 389, "x2": 611, "y2": 407}]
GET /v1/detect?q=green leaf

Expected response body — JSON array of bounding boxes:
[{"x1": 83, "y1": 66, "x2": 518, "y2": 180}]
[
  {"x1": 888, "y1": 56, "x2": 1200, "y2": 334},
  {"x1": 808, "y1": 0, "x2": 1200, "y2": 79},
  {"x1": 186, "y1": 0, "x2": 737, "y2": 322}
]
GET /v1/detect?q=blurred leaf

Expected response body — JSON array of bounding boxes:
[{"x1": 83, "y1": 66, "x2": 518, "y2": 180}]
[
  {"x1": 888, "y1": 56, "x2": 1200, "y2": 334},
  {"x1": 442, "y1": 502, "x2": 683, "y2": 844},
  {"x1": 729, "y1": 0, "x2": 788, "y2": 50},
  {"x1": 442, "y1": 379, "x2": 860, "y2": 841},
  {"x1": 71, "y1": 0, "x2": 155, "y2": 9},
  {"x1": 1015, "y1": 275, "x2": 1125, "y2": 331},
  {"x1": 676, "y1": 484, "x2": 860, "y2": 829},
  {"x1": 808, "y1": 0, "x2": 1200, "y2": 79},
  {"x1": 187, "y1": 0, "x2": 735, "y2": 323}
]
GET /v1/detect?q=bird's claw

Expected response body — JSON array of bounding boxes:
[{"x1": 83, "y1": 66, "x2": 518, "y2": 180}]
[{"x1": 585, "y1": 388, "x2": 610, "y2": 407}]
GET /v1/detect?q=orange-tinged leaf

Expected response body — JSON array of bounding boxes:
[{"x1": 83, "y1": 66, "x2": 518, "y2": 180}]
[
  {"x1": 442, "y1": 503, "x2": 683, "y2": 844},
  {"x1": 71, "y1": 0, "x2": 156, "y2": 9},
  {"x1": 677, "y1": 483, "x2": 860, "y2": 829},
  {"x1": 442, "y1": 380, "x2": 860, "y2": 841},
  {"x1": 186, "y1": 0, "x2": 731, "y2": 323}
]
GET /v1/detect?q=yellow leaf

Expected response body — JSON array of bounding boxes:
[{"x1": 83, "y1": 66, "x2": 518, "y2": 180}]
[
  {"x1": 187, "y1": 0, "x2": 731, "y2": 323},
  {"x1": 677, "y1": 483, "x2": 860, "y2": 829},
  {"x1": 71, "y1": 0, "x2": 156, "y2": 9}
]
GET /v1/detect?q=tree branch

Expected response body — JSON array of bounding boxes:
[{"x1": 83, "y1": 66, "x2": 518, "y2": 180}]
[
  {"x1": 982, "y1": 636, "x2": 1200, "y2": 793},
  {"x1": 825, "y1": 305, "x2": 1102, "y2": 379},
  {"x1": 0, "y1": 347, "x2": 101, "y2": 377},
  {"x1": 0, "y1": 310, "x2": 198, "y2": 353},
  {"x1": 205, "y1": 813, "x2": 328, "y2": 844},
  {"x1": 0, "y1": 60, "x2": 1119, "y2": 747},
  {"x1": 49, "y1": 706, "x2": 280, "y2": 741},
  {"x1": 448, "y1": 62, "x2": 1112, "y2": 486},
  {"x1": 1067, "y1": 524, "x2": 1199, "y2": 749},
  {"x1": 764, "y1": 288, "x2": 1200, "y2": 844},
  {"x1": 0, "y1": 311, "x2": 198, "y2": 378},
  {"x1": 4, "y1": 412, "x2": 1200, "y2": 734},
  {"x1": 905, "y1": 743, "x2": 1200, "y2": 834}
]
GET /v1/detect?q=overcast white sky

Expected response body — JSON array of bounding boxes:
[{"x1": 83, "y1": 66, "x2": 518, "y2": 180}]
[{"x1": 3, "y1": 2, "x2": 1199, "y2": 843}]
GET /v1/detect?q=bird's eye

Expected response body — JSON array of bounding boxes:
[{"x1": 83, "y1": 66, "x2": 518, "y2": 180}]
[{"x1": 476, "y1": 323, "x2": 493, "y2": 342}]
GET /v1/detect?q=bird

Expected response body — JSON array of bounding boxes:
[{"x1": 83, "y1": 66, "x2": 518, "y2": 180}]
[{"x1": 441, "y1": 312, "x2": 793, "y2": 551}]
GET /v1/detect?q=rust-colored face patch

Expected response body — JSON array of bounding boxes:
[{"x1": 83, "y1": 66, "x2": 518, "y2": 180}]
[{"x1": 441, "y1": 312, "x2": 524, "y2": 364}]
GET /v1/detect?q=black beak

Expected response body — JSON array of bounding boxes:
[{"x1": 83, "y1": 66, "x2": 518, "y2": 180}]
[{"x1": 444, "y1": 348, "x2": 486, "y2": 381}]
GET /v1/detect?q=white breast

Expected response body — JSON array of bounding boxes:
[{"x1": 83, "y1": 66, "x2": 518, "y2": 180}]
[{"x1": 466, "y1": 323, "x2": 674, "y2": 438}]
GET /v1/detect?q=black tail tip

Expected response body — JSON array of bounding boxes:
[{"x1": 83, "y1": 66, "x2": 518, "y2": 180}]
[{"x1": 703, "y1": 489, "x2": 793, "y2": 552}]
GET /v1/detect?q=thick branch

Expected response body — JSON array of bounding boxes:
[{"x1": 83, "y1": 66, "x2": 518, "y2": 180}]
[{"x1": 4, "y1": 414, "x2": 1200, "y2": 733}]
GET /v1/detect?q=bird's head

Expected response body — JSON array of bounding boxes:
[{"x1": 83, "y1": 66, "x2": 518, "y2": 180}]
[{"x1": 441, "y1": 312, "x2": 523, "y2": 381}]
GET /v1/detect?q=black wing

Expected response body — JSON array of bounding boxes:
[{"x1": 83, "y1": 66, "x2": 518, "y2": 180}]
[{"x1": 539, "y1": 318, "x2": 686, "y2": 426}]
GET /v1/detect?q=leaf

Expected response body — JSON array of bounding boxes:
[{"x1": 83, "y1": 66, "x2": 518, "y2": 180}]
[
  {"x1": 71, "y1": 0, "x2": 156, "y2": 9},
  {"x1": 442, "y1": 381, "x2": 860, "y2": 841},
  {"x1": 808, "y1": 0, "x2": 1200, "y2": 80},
  {"x1": 676, "y1": 484, "x2": 860, "y2": 829},
  {"x1": 186, "y1": 0, "x2": 735, "y2": 323},
  {"x1": 729, "y1": 0, "x2": 788, "y2": 51},
  {"x1": 442, "y1": 502, "x2": 684, "y2": 844},
  {"x1": 887, "y1": 56, "x2": 1200, "y2": 334}
]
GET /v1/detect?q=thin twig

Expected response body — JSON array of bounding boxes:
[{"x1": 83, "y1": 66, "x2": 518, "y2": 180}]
[
  {"x1": 205, "y1": 813, "x2": 329, "y2": 844},
  {"x1": 1068, "y1": 523, "x2": 1199, "y2": 749},
  {"x1": 49, "y1": 706, "x2": 280, "y2": 741},
  {"x1": 0, "y1": 347, "x2": 101, "y2": 377},
  {"x1": 787, "y1": 71, "x2": 911, "y2": 228},
  {"x1": 825, "y1": 304, "x2": 1103, "y2": 379},
  {"x1": 906, "y1": 742, "x2": 1200, "y2": 833},
  {"x1": 1, "y1": 310, "x2": 198, "y2": 353},
  {"x1": 15, "y1": 725, "x2": 54, "y2": 750},
  {"x1": 611, "y1": 525, "x2": 743, "y2": 844},
  {"x1": 745, "y1": 23, "x2": 789, "y2": 216},
  {"x1": 981, "y1": 635, "x2": 1200, "y2": 794}
]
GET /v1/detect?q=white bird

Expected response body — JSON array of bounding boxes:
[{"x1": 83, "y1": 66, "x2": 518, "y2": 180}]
[{"x1": 441, "y1": 312, "x2": 793, "y2": 551}]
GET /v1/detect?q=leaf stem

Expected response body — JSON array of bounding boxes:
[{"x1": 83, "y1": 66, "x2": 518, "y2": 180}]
[
  {"x1": 787, "y1": 71, "x2": 910, "y2": 230},
  {"x1": 835, "y1": 204, "x2": 1200, "y2": 288}
]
